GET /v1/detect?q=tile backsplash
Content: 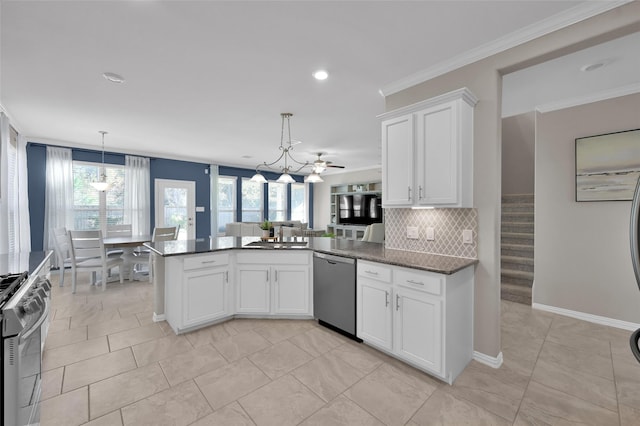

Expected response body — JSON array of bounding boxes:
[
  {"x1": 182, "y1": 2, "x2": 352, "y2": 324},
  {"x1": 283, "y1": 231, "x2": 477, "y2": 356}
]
[{"x1": 385, "y1": 208, "x2": 477, "y2": 258}]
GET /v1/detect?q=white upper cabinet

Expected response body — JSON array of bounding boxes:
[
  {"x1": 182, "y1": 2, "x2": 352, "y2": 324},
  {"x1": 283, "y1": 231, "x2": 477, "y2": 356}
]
[
  {"x1": 382, "y1": 114, "x2": 414, "y2": 206},
  {"x1": 379, "y1": 88, "x2": 477, "y2": 208}
]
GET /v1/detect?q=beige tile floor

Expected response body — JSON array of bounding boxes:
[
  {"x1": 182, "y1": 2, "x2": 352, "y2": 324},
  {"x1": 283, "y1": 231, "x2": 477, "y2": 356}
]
[{"x1": 41, "y1": 271, "x2": 640, "y2": 425}]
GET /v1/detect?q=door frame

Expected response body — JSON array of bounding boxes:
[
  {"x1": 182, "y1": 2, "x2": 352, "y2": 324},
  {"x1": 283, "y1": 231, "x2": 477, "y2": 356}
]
[{"x1": 154, "y1": 178, "x2": 196, "y2": 240}]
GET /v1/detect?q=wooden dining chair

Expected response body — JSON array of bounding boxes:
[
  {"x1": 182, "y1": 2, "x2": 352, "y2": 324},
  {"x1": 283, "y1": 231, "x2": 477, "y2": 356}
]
[
  {"x1": 135, "y1": 226, "x2": 178, "y2": 282},
  {"x1": 51, "y1": 227, "x2": 73, "y2": 287},
  {"x1": 68, "y1": 230, "x2": 124, "y2": 293}
]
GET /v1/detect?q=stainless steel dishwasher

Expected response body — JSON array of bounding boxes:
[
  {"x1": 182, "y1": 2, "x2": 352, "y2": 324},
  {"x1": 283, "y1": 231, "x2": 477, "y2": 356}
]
[{"x1": 313, "y1": 252, "x2": 360, "y2": 341}]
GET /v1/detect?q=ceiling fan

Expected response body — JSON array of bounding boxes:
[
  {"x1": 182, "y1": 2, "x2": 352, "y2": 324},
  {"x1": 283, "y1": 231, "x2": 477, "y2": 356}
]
[{"x1": 313, "y1": 152, "x2": 345, "y2": 173}]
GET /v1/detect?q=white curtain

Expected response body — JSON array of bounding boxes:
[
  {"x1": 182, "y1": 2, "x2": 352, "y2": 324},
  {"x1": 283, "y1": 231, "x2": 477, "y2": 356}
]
[
  {"x1": 43, "y1": 146, "x2": 74, "y2": 253},
  {"x1": 15, "y1": 135, "x2": 32, "y2": 252},
  {"x1": 124, "y1": 155, "x2": 150, "y2": 235},
  {"x1": 0, "y1": 113, "x2": 32, "y2": 254}
]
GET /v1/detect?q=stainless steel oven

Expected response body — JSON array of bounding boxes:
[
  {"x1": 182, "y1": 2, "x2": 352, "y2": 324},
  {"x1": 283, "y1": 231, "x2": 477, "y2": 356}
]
[{"x1": 1, "y1": 272, "x2": 52, "y2": 426}]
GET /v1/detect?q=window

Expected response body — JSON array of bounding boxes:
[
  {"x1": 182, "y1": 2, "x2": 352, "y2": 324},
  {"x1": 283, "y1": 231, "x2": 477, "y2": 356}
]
[
  {"x1": 241, "y1": 178, "x2": 263, "y2": 222},
  {"x1": 72, "y1": 161, "x2": 125, "y2": 230},
  {"x1": 290, "y1": 183, "x2": 307, "y2": 222},
  {"x1": 217, "y1": 176, "x2": 236, "y2": 234},
  {"x1": 268, "y1": 182, "x2": 287, "y2": 221}
]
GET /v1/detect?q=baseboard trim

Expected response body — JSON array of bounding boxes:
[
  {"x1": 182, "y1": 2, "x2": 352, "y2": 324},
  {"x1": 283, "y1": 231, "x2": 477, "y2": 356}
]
[
  {"x1": 533, "y1": 303, "x2": 640, "y2": 331},
  {"x1": 152, "y1": 313, "x2": 166, "y2": 322},
  {"x1": 473, "y1": 351, "x2": 503, "y2": 369}
]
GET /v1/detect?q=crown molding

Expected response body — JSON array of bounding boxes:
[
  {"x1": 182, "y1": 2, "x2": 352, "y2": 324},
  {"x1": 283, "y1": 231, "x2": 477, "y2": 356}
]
[
  {"x1": 377, "y1": 87, "x2": 477, "y2": 120},
  {"x1": 379, "y1": 0, "x2": 632, "y2": 97},
  {"x1": 534, "y1": 82, "x2": 640, "y2": 113}
]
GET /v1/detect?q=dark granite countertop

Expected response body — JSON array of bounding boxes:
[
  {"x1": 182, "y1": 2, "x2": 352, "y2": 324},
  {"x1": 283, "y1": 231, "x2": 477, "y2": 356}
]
[
  {"x1": 146, "y1": 237, "x2": 477, "y2": 275},
  {"x1": 0, "y1": 251, "x2": 52, "y2": 276}
]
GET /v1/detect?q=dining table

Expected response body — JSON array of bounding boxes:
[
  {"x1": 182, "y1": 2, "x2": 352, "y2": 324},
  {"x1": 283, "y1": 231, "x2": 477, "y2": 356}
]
[{"x1": 103, "y1": 234, "x2": 152, "y2": 281}]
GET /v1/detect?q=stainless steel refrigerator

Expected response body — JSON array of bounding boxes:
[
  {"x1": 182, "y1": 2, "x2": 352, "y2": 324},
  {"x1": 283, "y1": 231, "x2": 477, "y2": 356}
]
[{"x1": 630, "y1": 176, "x2": 640, "y2": 363}]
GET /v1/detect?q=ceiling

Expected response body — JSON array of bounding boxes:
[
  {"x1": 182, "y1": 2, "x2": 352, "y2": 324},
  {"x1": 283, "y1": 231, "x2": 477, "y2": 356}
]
[
  {"x1": 2, "y1": 0, "x2": 621, "y2": 174},
  {"x1": 502, "y1": 31, "x2": 640, "y2": 117}
]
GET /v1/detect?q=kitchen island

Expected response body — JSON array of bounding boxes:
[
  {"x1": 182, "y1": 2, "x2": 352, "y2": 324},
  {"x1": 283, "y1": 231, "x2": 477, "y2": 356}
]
[{"x1": 146, "y1": 237, "x2": 478, "y2": 383}]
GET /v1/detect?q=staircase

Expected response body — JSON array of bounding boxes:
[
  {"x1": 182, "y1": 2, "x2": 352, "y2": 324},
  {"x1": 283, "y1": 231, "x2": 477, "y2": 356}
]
[{"x1": 501, "y1": 194, "x2": 534, "y2": 305}]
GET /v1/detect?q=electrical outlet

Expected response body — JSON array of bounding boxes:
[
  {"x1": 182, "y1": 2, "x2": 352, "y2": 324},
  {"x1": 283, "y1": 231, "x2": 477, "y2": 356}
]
[
  {"x1": 426, "y1": 227, "x2": 435, "y2": 241},
  {"x1": 462, "y1": 229, "x2": 473, "y2": 244},
  {"x1": 406, "y1": 226, "x2": 419, "y2": 239}
]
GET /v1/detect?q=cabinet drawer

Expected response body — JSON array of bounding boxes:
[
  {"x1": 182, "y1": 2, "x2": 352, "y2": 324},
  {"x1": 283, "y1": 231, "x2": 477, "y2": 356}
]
[
  {"x1": 395, "y1": 267, "x2": 442, "y2": 296},
  {"x1": 357, "y1": 261, "x2": 392, "y2": 283},
  {"x1": 183, "y1": 253, "x2": 229, "y2": 271},
  {"x1": 236, "y1": 251, "x2": 309, "y2": 265}
]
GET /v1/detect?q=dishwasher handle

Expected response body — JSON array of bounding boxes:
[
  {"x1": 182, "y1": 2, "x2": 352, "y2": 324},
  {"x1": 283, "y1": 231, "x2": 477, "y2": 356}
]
[{"x1": 313, "y1": 252, "x2": 355, "y2": 265}]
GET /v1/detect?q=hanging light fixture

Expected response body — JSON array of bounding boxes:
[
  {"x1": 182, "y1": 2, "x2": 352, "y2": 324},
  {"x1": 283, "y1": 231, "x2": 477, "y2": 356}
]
[
  {"x1": 250, "y1": 113, "x2": 323, "y2": 184},
  {"x1": 304, "y1": 171, "x2": 323, "y2": 183},
  {"x1": 90, "y1": 131, "x2": 111, "y2": 192}
]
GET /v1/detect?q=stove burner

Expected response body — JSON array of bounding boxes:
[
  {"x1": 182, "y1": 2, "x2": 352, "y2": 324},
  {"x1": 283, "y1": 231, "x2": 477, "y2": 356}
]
[{"x1": 0, "y1": 272, "x2": 29, "y2": 307}]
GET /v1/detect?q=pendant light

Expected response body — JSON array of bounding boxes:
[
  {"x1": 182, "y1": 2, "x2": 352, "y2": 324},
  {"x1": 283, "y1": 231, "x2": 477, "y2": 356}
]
[
  {"x1": 90, "y1": 131, "x2": 111, "y2": 192},
  {"x1": 251, "y1": 113, "x2": 323, "y2": 184}
]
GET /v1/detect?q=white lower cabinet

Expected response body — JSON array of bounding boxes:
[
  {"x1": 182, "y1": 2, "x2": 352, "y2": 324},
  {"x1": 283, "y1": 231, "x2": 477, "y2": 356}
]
[
  {"x1": 165, "y1": 252, "x2": 232, "y2": 333},
  {"x1": 236, "y1": 251, "x2": 312, "y2": 317},
  {"x1": 394, "y1": 287, "x2": 442, "y2": 374},
  {"x1": 357, "y1": 260, "x2": 473, "y2": 384},
  {"x1": 357, "y1": 276, "x2": 393, "y2": 351},
  {"x1": 273, "y1": 266, "x2": 311, "y2": 315},
  {"x1": 236, "y1": 266, "x2": 271, "y2": 314}
]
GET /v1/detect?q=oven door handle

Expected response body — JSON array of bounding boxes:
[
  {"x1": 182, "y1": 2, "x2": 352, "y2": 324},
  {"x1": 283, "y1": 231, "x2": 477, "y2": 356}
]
[{"x1": 20, "y1": 297, "x2": 50, "y2": 344}]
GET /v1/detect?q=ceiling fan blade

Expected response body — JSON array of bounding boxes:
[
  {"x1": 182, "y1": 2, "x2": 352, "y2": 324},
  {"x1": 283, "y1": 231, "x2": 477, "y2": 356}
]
[{"x1": 327, "y1": 164, "x2": 345, "y2": 169}]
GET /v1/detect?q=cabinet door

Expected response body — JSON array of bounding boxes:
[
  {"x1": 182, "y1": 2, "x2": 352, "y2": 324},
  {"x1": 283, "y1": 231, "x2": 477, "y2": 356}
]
[
  {"x1": 357, "y1": 278, "x2": 393, "y2": 351},
  {"x1": 273, "y1": 266, "x2": 310, "y2": 315},
  {"x1": 394, "y1": 288, "x2": 443, "y2": 374},
  {"x1": 236, "y1": 267, "x2": 271, "y2": 314},
  {"x1": 183, "y1": 267, "x2": 229, "y2": 327},
  {"x1": 415, "y1": 101, "x2": 459, "y2": 206},
  {"x1": 382, "y1": 114, "x2": 414, "y2": 207}
]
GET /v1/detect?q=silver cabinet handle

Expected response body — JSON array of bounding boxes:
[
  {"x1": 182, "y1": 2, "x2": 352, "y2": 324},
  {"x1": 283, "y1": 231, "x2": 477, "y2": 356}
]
[
  {"x1": 385, "y1": 291, "x2": 389, "y2": 307},
  {"x1": 365, "y1": 270, "x2": 378, "y2": 275},
  {"x1": 275, "y1": 270, "x2": 278, "y2": 282},
  {"x1": 266, "y1": 271, "x2": 269, "y2": 282},
  {"x1": 201, "y1": 260, "x2": 216, "y2": 264},
  {"x1": 408, "y1": 186, "x2": 412, "y2": 201},
  {"x1": 418, "y1": 185, "x2": 423, "y2": 200},
  {"x1": 407, "y1": 279, "x2": 424, "y2": 286},
  {"x1": 396, "y1": 294, "x2": 400, "y2": 311},
  {"x1": 225, "y1": 271, "x2": 228, "y2": 283}
]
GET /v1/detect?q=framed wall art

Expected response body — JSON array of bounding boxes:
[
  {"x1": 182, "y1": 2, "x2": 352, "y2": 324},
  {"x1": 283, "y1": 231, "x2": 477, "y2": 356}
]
[{"x1": 575, "y1": 128, "x2": 640, "y2": 202}]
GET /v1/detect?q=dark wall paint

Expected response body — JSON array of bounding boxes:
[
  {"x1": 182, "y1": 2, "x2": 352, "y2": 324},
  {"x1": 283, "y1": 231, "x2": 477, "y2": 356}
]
[
  {"x1": 150, "y1": 158, "x2": 211, "y2": 239},
  {"x1": 27, "y1": 145, "x2": 314, "y2": 251},
  {"x1": 217, "y1": 166, "x2": 313, "y2": 227},
  {"x1": 26, "y1": 144, "x2": 47, "y2": 251},
  {"x1": 27, "y1": 143, "x2": 213, "y2": 250}
]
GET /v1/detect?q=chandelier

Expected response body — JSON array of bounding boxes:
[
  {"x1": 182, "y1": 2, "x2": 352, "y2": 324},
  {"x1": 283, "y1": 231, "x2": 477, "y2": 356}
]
[
  {"x1": 90, "y1": 131, "x2": 111, "y2": 192},
  {"x1": 250, "y1": 113, "x2": 324, "y2": 184}
]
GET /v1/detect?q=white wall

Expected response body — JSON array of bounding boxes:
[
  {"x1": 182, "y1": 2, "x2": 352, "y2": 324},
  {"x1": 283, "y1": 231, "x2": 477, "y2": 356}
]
[
  {"x1": 502, "y1": 112, "x2": 535, "y2": 195},
  {"x1": 385, "y1": 2, "x2": 639, "y2": 357},
  {"x1": 312, "y1": 168, "x2": 382, "y2": 230},
  {"x1": 535, "y1": 93, "x2": 640, "y2": 323}
]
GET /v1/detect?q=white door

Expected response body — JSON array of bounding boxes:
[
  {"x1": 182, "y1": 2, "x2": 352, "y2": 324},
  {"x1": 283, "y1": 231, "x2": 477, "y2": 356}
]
[
  {"x1": 394, "y1": 288, "x2": 442, "y2": 374},
  {"x1": 273, "y1": 266, "x2": 309, "y2": 315},
  {"x1": 183, "y1": 267, "x2": 229, "y2": 327},
  {"x1": 236, "y1": 267, "x2": 271, "y2": 314},
  {"x1": 357, "y1": 278, "x2": 393, "y2": 351},
  {"x1": 382, "y1": 114, "x2": 414, "y2": 207},
  {"x1": 155, "y1": 179, "x2": 196, "y2": 240}
]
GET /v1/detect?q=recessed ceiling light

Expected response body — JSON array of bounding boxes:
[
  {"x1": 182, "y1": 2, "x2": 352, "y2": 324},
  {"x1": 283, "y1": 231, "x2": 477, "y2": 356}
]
[
  {"x1": 241, "y1": 155, "x2": 252, "y2": 159},
  {"x1": 103, "y1": 72, "x2": 125, "y2": 83},
  {"x1": 313, "y1": 70, "x2": 328, "y2": 81},
  {"x1": 580, "y1": 62, "x2": 606, "y2": 72}
]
